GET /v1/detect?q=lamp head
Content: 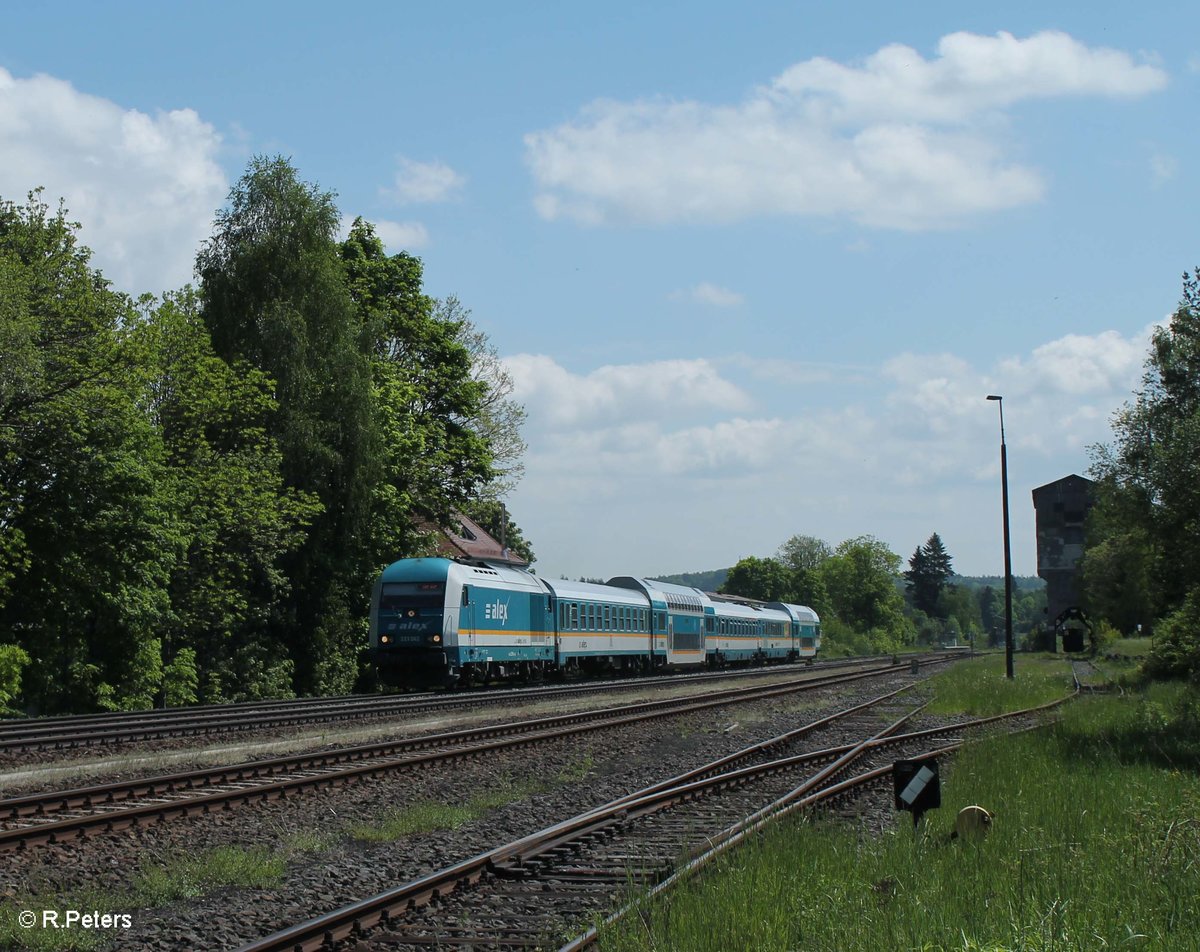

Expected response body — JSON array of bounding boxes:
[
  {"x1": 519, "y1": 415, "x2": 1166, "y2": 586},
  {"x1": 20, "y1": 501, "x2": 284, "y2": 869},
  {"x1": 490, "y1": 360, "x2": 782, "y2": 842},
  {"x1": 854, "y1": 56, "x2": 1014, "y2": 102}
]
[{"x1": 986, "y1": 395, "x2": 1002, "y2": 401}]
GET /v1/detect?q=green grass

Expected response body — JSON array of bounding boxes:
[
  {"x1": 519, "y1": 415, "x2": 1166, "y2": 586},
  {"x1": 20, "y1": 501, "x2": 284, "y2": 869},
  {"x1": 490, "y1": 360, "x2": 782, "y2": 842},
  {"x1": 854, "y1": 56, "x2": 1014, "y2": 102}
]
[
  {"x1": 131, "y1": 844, "x2": 285, "y2": 905},
  {"x1": 349, "y1": 756, "x2": 596, "y2": 842},
  {"x1": 599, "y1": 682, "x2": 1200, "y2": 951},
  {"x1": 0, "y1": 845, "x2": 287, "y2": 950},
  {"x1": 348, "y1": 799, "x2": 482, "y2": 841},
  {"x1": 1109, "y1": 637, "x2": 1153, "y2": 657},
  {"x1": 924, "y1": 654, "x2": 1075, "y2": 716}
]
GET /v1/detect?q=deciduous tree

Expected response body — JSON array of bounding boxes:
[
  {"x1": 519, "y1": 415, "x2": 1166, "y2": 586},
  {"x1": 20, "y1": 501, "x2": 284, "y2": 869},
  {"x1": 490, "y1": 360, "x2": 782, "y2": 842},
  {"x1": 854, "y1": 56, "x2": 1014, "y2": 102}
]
[
  {"x1": 197, "y1": 157, "x2": 377, "y2": 694},
  {"x1": 721, "y1": 556, "x2": 792, "y2": 602},
  {"x1": 820, "y1": 536, "x2": 911, "y2": 649},
  {"x1": 1084, "y1": 267, "x2": 1200, "y2": 674}
]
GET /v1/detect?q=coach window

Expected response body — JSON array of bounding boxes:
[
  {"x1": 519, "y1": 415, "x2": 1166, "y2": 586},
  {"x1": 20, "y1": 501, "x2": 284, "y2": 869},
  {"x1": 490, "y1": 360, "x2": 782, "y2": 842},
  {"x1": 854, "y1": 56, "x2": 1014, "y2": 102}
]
[
  {"x1": 570, "y1": 603, "x2": 578, "y2": 629},
  {"x1": 603, "y1": 605, "x2": 611, "y2": 628}
]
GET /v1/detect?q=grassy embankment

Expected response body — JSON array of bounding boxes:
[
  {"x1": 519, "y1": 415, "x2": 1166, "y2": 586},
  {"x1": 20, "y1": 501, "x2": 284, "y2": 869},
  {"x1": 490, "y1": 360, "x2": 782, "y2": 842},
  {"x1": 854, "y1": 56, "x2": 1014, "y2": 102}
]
[{"x1": 600, "y1": 652, "x2": 1200, "y2": 951}]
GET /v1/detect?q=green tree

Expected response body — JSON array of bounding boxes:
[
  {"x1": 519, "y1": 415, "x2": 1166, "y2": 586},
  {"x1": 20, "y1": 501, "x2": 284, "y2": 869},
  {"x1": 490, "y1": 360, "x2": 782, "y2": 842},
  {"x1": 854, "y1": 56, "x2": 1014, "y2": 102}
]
[
  {"x1": 978, "y1": 585, "x2": 1002, "y2": 645},
  {"x1": 197, "y1": 157, "x2": 377, "y2": 695},
  {"x1": 1145, "y1": 591, "x2": 1200, "y2": 679},
  {"x1": 721, "y1": 556, "x2": 792, "y2": 602},
  {"x1": 1086, "y1": 268, "x2": 1200, "y2": 630},
  {"x1": 775, "y1": 534, "x2": 832, "y2": 617},
  {"x1": 819, "y1": 536, "x2": 911, "y2": 650},
  {"x1": 905, "y1": 532, "x2": 953, "y2": 616},
  {"x1": 435, "y1": 296, "x2": 527, "y2": 498},
  {"x1": 144, "y1": 289, "x2": 319, "y2": 699},
  {"x1": 937, "y1": 585, "x2": 983, "y2": 643},
  {"x1": 0, "y1": 192, "x2": 180, "y2": 712},
  {"x1": 776, "y1": 535, "x2": 832, "y2": 572},
  {"x1": 0, "y1": 643, "x2": 30, "y2": 713},
  {"x1": 163, "y1": 647, "x2": 200, "y2": 707},
  {"x1": 1079, "y1": 469, "x2": 1159, "y2": 637},
  {"x1": 340, "y1": 218, "x2": 495, "y2": 565}
]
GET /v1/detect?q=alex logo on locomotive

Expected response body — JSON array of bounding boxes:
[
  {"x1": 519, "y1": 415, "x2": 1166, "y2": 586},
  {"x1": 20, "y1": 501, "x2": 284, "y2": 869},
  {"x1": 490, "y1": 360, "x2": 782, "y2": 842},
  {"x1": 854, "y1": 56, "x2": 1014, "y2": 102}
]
[{"x1": 484, "y1": 599, "x2": 509, "y2": 624}]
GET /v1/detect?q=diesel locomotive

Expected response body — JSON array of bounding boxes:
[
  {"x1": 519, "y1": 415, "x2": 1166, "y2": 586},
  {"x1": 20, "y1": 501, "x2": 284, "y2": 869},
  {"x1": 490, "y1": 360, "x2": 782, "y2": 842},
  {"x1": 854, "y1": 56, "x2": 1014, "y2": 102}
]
[{"x1": 370, "y1": 557, "x2": 820, "y2": 687}]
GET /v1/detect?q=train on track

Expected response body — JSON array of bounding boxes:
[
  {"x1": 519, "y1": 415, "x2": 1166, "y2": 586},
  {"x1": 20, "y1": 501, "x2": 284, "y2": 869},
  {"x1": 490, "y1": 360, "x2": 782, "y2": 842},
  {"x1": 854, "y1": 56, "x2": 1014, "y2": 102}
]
[{"x1": 370, "y1": 557, "x2": 821, "y2": 687}]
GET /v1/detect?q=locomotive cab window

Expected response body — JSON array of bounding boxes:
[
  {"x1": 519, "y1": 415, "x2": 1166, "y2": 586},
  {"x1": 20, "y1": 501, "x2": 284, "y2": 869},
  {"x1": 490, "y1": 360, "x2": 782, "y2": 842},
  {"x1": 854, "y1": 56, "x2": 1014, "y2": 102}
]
[{"x1": 380, "y1": 582, "x2": 446, "y2": 610}]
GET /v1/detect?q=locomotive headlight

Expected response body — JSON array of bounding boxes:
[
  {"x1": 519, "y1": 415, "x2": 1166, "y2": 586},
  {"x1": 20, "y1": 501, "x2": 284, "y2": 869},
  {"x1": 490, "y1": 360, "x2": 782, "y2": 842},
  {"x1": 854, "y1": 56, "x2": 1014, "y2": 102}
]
[
  {"x1": 380, "y1": 635, "x2": 390, "y2": 644},
  {"x1": 431, "y1": 634, "x2": 442, "y2": 644}
]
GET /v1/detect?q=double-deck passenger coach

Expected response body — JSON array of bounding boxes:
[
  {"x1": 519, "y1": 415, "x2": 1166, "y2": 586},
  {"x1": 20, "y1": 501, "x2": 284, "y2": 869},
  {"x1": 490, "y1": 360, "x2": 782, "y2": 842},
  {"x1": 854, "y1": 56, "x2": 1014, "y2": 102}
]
[{"x1": 370, "y1": 557, "x2": 821, "y2": 686}]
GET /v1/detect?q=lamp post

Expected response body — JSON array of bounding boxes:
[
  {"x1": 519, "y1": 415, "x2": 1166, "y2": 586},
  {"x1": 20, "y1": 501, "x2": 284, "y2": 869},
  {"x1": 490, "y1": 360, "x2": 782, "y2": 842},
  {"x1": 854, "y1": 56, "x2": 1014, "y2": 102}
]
[{"x1": 986, "y1": 395, "x2": 1015, "y2": 679}]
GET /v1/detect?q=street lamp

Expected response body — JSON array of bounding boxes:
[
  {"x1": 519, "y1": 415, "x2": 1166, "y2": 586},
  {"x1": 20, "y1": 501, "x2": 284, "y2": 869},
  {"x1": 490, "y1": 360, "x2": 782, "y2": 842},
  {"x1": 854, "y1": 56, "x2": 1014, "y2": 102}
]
[{"x1": 986, "y1": 395, "x2": 1015, "y2": 679}]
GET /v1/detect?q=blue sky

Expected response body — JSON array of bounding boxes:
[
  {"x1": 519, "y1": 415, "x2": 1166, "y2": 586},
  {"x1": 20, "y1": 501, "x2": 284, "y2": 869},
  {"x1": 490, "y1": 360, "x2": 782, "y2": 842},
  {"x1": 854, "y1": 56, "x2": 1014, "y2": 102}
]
[{"x1": 2, "y1": 2, "x2": 1196, "y2": 579}]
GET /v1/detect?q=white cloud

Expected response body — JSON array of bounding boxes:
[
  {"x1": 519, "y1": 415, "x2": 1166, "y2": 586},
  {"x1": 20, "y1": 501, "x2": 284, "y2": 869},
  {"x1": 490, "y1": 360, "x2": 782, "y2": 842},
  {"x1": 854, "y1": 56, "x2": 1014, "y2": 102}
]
[
  {"x1": 0, "y1": 67, "x2": 227, "y2": 294},
  {"x1": 996, "y1": 327, "x2": 1154, "y2": 397},
  {"x1": 504, "y1": 354, "x2": 753, "y2": 428},
  {"x1": 770, "y1": 31, "x2": 1166, "y2": 124},
  {"x1": 385, "y1": 156, "x2": 465, "y2": 204},
  {"x1": 670, "y1": 282, "x2": 744, "y2": 307},
  {"x1": 506, "y1": 325, "x2": 1157, "y2": 579},
  {"x1": 374, "y1": 218, "x2": 430, "y2": 250},
  {"x1": 525, "y1": 31, "x2": 1166, "y2": 231},
  {"x1": 338, "y1": 214, "x2": 430, "y2": 251}
]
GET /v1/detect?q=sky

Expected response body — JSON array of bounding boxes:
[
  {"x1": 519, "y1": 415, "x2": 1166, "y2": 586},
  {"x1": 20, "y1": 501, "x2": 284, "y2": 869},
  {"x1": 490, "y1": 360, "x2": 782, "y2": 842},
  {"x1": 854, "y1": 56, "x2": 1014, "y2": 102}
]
[{"x1": 2, "y1": 2, "x2": 1196, "y2": 580}]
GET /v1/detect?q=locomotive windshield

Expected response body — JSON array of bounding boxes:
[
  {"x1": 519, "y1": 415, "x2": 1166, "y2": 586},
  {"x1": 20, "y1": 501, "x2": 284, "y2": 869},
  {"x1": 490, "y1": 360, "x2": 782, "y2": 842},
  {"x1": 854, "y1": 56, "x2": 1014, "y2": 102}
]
[{"x1": 380, "y1": 582, "x2": 446, "y2": 610}]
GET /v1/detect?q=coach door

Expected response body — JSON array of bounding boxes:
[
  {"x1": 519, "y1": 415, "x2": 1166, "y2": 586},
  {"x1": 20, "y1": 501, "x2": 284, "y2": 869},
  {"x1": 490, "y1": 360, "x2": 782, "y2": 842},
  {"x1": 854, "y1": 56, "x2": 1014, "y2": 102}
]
[
  {"x1": 667, "y1": 614, "x2": 695, "y2": 666},
  {"x1": 461, "y1": 585, "x2": 476, "y2": 648}
]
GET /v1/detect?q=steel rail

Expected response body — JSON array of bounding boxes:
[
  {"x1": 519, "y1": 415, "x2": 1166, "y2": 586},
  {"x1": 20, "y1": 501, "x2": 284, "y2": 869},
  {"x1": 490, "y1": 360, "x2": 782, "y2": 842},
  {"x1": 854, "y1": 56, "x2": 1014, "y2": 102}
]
[
  {"x1": 0, "y1": 656, "x2": 893, "y2": 753},
  {"x1": 0, "y1": 662, "x2": 931, "y2": 851},
  {"x1": 235, "y1": 686, "x2": 1069, "y2": 952},
  {"x1": 231, "y1": 693, "x2": 935, "y2": 952},
  {"x1": 561, "y1": 691, "x2": 1077, "y2": 950}
]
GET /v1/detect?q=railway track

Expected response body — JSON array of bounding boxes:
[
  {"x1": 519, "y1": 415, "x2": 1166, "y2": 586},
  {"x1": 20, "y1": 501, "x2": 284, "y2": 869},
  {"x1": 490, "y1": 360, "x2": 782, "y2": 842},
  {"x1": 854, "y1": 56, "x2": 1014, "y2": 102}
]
[
  {"x1": 0, "y1": 660, "x2": 940, "y2": 852},
  {"x1": 235, "y1": 684, "x2": 1072, "y2": 951},
  {"x1": 0, "y1": 656, "x2": 895, "y2": 754}
]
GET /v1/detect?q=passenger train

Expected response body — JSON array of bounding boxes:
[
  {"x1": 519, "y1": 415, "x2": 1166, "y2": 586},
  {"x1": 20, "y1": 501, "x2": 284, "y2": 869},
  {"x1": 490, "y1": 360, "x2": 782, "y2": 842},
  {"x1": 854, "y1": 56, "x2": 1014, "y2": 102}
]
[{"x1": 369, "y1": 557, "x2": 821, "y2": 687}]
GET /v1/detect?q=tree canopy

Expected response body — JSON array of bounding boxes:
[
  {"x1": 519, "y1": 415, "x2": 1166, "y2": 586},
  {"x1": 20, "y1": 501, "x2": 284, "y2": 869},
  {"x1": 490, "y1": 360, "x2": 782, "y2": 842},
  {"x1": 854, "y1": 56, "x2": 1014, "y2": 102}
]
[
  {"x1": 905, "y1": 532, "x2": 953, "y2": 616},
  {"x1": 0, "y1": 159, "x2": 528, "y2": 712},
  {"x1": 1083, "y1": 267, "x2": 1200, "y2": 677}
]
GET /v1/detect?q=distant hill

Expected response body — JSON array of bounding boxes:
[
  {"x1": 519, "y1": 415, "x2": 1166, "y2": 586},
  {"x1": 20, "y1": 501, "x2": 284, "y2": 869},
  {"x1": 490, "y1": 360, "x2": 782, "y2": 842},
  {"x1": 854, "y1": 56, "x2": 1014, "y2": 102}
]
[
  {"x1": 651, "y1": 569, "x2": 1042, "y2": 595},
  {"x1": 653, "y1": 568, "x2": 729, "y2": 592}
]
